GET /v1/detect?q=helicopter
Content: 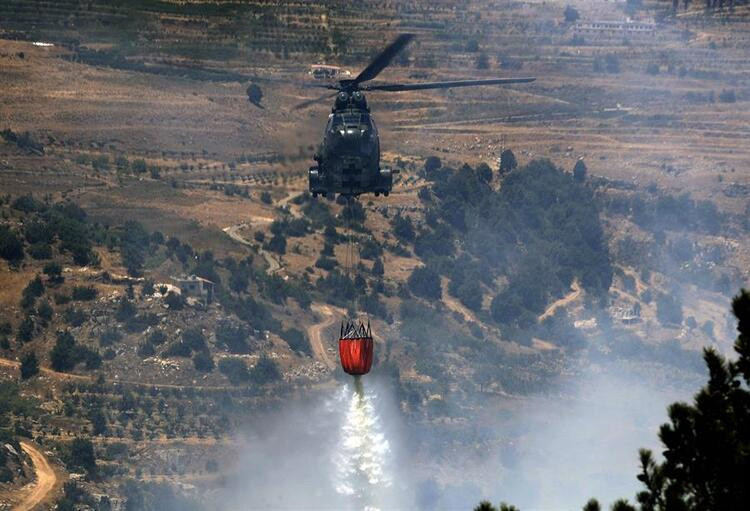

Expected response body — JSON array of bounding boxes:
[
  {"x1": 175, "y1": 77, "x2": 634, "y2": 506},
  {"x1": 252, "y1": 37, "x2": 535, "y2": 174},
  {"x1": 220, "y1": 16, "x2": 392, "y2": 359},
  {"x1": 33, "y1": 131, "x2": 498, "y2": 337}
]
[{"x1": 296, "y1": 34, "x2": 535, "y2": 198}]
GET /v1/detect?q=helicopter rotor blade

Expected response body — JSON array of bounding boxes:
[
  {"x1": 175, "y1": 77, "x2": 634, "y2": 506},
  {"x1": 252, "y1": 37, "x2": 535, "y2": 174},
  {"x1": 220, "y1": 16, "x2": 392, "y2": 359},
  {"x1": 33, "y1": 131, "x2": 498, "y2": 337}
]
[
  {"x1": 352, "y1": 33, "x2": 415, "y2": 85},
  {"x1": 293, "y1": 90, "x2": 339, "y2": 110},
  {"x1": 365, "y1": 77, "x2": 536, "y2": 92}
]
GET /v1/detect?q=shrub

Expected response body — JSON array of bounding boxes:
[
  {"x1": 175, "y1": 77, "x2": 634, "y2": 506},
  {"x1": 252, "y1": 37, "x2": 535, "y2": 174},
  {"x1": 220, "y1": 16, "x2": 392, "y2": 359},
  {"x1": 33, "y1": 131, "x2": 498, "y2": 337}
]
[
  {"x1": 63, "y1": 307, "x2": 88, "y2": 327},
  {"x1": 249, "y1": 355, "x2": 281, "y2": 384},
  {"x1": 72, "y1": 286, "x2": 97, "y2": 301},
  {"x1": 216, "y1": 321, "x2": 250, "y2": 354},
  {"x1": 218, "y1": 358, "x2": 249, "y2": 384},
  {"x1": 27, "y1": 242, "x2": 51, "y2": 260},
  {"x1": 99, "y1": 328, "x2": 122, "y2": 347},
  {"x1": 408, "y1": 266, "x2": 442, "y2": 300},
  {"x1": 20, "y1": 351, "x2": 39, "y2": 379},
  {"x1": 282, "y1": 328, "x2": 311, "y2": 355},
  {"x1": 193, "y1": 351, "x2": 214, "y2": 372}
]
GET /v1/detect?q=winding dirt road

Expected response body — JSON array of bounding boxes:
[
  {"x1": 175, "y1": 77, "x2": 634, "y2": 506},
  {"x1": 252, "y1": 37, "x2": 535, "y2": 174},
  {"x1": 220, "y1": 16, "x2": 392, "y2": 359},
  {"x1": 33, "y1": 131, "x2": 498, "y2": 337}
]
[
  {"x1": 17, "y1": 441, "x2": 57, "y2": 511},
  {"x1": 539, "y1": 280, "x2": 582, "y2": 322},
  {"x1": 222, "y1": 220, "x2": 281, "y2": 275},
  {"x1": 308, "y1": 303, "x2": 341, "y2": 369}
]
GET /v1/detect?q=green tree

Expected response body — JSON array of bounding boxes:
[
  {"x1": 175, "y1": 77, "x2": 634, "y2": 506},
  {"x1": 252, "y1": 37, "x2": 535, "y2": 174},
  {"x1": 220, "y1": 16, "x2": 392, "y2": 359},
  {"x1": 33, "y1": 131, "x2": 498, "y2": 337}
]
[
  {"x1": 499, "y1": 149, "x2": 517, "y2": 174},
  {"x1": 50, "y1": 330, "x2": 78, "y2": 372},
  {"x1": 90, "y1": 407, "x2": 108, "y2": 436},
  {"x1": 247, "y1": 83, "x2": 263, "y2": 106},
  {"x1": 0, "y1": 226, "x2": 24, "y2": 263},
  {"x1": 66, "y1": 437, "x2": 96, "y2": 474},
  {"x1": 573, "y1": 159, "x2": 587, "y2": 183},
  {"x1": 408, "y1": 266, "x2": 442, "y2": 300},
  {"x1": 20, "y1": 351, "x2": 39, "y2": 379},
  {"x1": 585, "y1": 289, "x2": 750, "y2": 510},
  {"x1": 193, "y1": 351, "x2": 214, "y2": 372},
  {"x1": 250, "y1": 355, "x2": 281, "y2": 384}
]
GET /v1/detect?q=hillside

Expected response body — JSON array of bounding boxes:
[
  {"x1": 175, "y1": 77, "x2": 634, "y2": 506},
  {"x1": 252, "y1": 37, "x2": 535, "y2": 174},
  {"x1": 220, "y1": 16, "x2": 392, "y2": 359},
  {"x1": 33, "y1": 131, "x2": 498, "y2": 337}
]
[{"x1": 1, "y1": 0, "x2": 749, "y2": 508}]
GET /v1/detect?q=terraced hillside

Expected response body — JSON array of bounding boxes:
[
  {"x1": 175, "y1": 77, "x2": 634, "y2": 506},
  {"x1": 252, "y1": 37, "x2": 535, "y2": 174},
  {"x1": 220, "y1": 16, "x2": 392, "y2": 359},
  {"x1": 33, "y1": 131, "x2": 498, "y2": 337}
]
[{"x1": 0, "y1": 0, "x2": 749, "y2": 508}]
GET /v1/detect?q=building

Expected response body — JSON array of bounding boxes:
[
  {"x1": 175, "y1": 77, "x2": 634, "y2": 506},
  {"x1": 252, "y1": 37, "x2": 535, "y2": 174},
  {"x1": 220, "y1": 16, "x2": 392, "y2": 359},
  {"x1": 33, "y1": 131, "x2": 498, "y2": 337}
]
[
  {"x1": 573, "y1": 19, "x2": 657, "y2": 40},
  {"x1": 172, "y1": 275, "x2": 214, "y2": 303}
]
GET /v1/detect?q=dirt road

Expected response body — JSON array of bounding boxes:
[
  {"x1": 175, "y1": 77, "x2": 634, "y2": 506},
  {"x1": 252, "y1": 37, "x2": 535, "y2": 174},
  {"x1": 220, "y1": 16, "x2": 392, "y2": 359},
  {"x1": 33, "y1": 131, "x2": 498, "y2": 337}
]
[
  {"x1": 0, "y1": 358, "x2": 91, "y2": 382},
  {"x1": 440, "y1": 277, "x2": 478, "y2": 323},
  {"x1": 539, "y1": 280, "x2": 582, "y2": 322},
  {"x1": 17, "y1": 442, "x2": 57, "y2": 511},
  {"x1": 308, "y1": 303, "x2": 341, "y2": 369},
  {"x1": 223, "y1": 219, "x2": 281, "y2": 275}
]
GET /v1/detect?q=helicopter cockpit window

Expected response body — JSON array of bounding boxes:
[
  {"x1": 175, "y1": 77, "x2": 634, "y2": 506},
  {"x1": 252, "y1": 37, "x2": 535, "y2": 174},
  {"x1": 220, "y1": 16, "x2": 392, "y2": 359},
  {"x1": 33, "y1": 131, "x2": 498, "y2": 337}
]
[{"x1": 330, "y1": 112, "x2": 371, "y2": 132}]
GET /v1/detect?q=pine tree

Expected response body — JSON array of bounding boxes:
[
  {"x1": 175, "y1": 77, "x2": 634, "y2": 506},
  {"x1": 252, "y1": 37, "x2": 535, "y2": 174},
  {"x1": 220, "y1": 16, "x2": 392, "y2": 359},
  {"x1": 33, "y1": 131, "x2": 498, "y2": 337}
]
[{"x1": 20, "y1": 351, "x2": 39, "y2": 379}]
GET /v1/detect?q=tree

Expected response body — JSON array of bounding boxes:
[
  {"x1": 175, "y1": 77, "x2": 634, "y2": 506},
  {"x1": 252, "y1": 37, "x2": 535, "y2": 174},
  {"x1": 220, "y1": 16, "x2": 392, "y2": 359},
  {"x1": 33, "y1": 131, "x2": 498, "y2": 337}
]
[
  {"x1": 499, "y1": 149, "x2": 517, "y2": 174},
  {"x1": 476, "y1": 162, "x2": 493, "y2": 183},
  {"x1": 90, "y1": 407, "x2": 108, "y2": 436},
  {"x1": 50, "y1": 331, "x2": 78, "y2": 372},
  {"x1": 476, "y1": 52, "x2": 490, "y2": 70},
  {"x1": 250, "y1": 355, "x2": 281, "y2": 384},
  {"x1": 573, "y1": 158, "x2": 587, "y2": 183},
  {"x1": 564, "y1": 5, "x2": 580, "y2": 22},
  {"x1": 391, "y1": 214, "x2": 415, "y2": 242},
  {"x1": 423, "y1": 156, "x2": 442, "y2": 180},
  {"x1": 20, "y1": 351, "x2": 39, "y2": 379},
  {"x1": 193, "y1": 351, "x2": 214, "y2": 372},
  {"x1": 582, "y1": 289, "x2": 750, "y2": 510},
  {"x1": 43, "y1": 261, "x2": 64, "y2": 283},
  {"x1": 582, "y1": 499, "x2": 601, "y2": 511},
  {"x1": 408, "y1": 266, "x2": 442, "y2": 300},
  {"x1": 246, "y1": 83, "x2": 263, "y2": 107},
  {"x1": 67, "y1": 437, "x2": 96, "y2": 474},
  {"x1": 267, "y1": 234, "x2": 286, "y2": 254},
  {"x1": 219, "y1": 357, "x2": 249, "y2": 384}
]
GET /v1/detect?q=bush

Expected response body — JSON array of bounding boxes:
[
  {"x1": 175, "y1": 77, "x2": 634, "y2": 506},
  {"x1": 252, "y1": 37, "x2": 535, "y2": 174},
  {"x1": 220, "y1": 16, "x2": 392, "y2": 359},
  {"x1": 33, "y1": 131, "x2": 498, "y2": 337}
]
[
  {"x1": 164, "y1": 292, "x2": 184, "y2": 310},
  {"x1": 72, "y1": 286, "x2": 97, "y2": 301},
  {"x1": 99, "y1": 328, "x2": 122, "y2": 347},
  {"x1": 218, "y1": 357, "x2": 249, "y2": 384},
  {"x1": 408, "y1": 266, "x2": 442, "y2": 300},
  {"x1": 145, "y1": 331, "x2": 165, "y2": 346},
  {"x1": 266, "y1": 234, "x2": 286, "y2": 254},
  {"x1": 282, "y1": 328, "x2": 311, "y2": 355},
  {"x1": 50, "y1": 331, "x2": 78, "y2": 372},
  {"x1": 249, "y1": 355, "x2": 281, "y2": 384},
  {"x1": 193, "y1": 351, "x2": 214, "y2": 372},
  {"x1": 216, "y1": 321, "x2": 250, "y2": 354},
  {"x1": 260, "y1": 191, "x2": 272, "y2": 204},
  {"x1": 182, "y1": 328, "x2": 207, "y2": 352},
  {"x1": 63, "y1": 307, "x2": 88, "y2": 327},
  {"x1": 315, "y1": 256, "x2": 336, "y2": 270},
  {"x1": 20, "y1": 351, "x2": 39, "y2": 379},
  {"x1": 564, "y1": 5, "x2": 580, "y2": 22},
  {"x1": 65, "y1": 438, "x2": 96, "y2": 473},
  {"x1": 161, "y1": 341, "x2": 191, "y2": 358},
  {"x1": 27, "y1": 242, "x2": 52, "y2": 260},
  {"x1": 43, "y1": 261, "x2": 63, "y2": 282}
]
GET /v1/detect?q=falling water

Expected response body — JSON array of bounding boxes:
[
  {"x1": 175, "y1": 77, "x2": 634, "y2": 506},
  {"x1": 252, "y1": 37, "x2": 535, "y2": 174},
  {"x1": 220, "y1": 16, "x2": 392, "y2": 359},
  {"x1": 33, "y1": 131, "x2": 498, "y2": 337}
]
[{"x1": 331, "y1": 377, "x2": 393, "y2": 510}]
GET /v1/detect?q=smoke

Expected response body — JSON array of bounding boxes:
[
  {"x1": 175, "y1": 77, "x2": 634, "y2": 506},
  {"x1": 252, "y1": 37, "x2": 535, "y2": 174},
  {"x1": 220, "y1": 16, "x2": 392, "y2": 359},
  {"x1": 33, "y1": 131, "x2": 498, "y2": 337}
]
[
  {"x1": 217, "y1": 377, "x2": 412, "y2": 511},
  {"x1": 477, "y1": 362, "x2": 701, "y2": 510}
]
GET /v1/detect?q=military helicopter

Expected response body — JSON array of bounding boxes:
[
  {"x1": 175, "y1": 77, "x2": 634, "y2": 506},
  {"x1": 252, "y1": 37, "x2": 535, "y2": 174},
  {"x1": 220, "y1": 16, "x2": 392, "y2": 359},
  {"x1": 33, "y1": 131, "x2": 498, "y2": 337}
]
[{"x1": 296, "y1": 34, "x2": 535, "y2": 198}]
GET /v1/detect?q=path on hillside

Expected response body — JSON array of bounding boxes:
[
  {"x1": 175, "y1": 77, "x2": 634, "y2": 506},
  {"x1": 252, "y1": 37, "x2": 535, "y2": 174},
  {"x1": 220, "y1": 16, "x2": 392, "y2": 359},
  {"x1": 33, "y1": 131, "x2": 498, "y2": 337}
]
[
  {"x1": 0, "y1": 358, "x2": 91, "y2": 382},
  {"x1": 308, "y1": 303, "x2": 340, "y2": 369},
  {"x1": 17, "y1": 441, "x2": 57, "y2": 511},
  {"x1": 539, "y1": 280, "x2": 582, "y2": 322},
  {"x1": 223, "y1": 219, "x2": 282, "y2": 275},
  {"x1": 440, "y1": 277, "x2": 479, "y2": 323}
]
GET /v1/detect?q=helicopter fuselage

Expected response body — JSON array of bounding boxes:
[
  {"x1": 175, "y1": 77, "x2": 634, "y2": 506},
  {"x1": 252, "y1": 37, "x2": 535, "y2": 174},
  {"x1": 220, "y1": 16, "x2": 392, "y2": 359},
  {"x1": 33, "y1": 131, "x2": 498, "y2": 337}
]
[{"x1": 309, "y1": 92, "x2": 396, "y2": 197}]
